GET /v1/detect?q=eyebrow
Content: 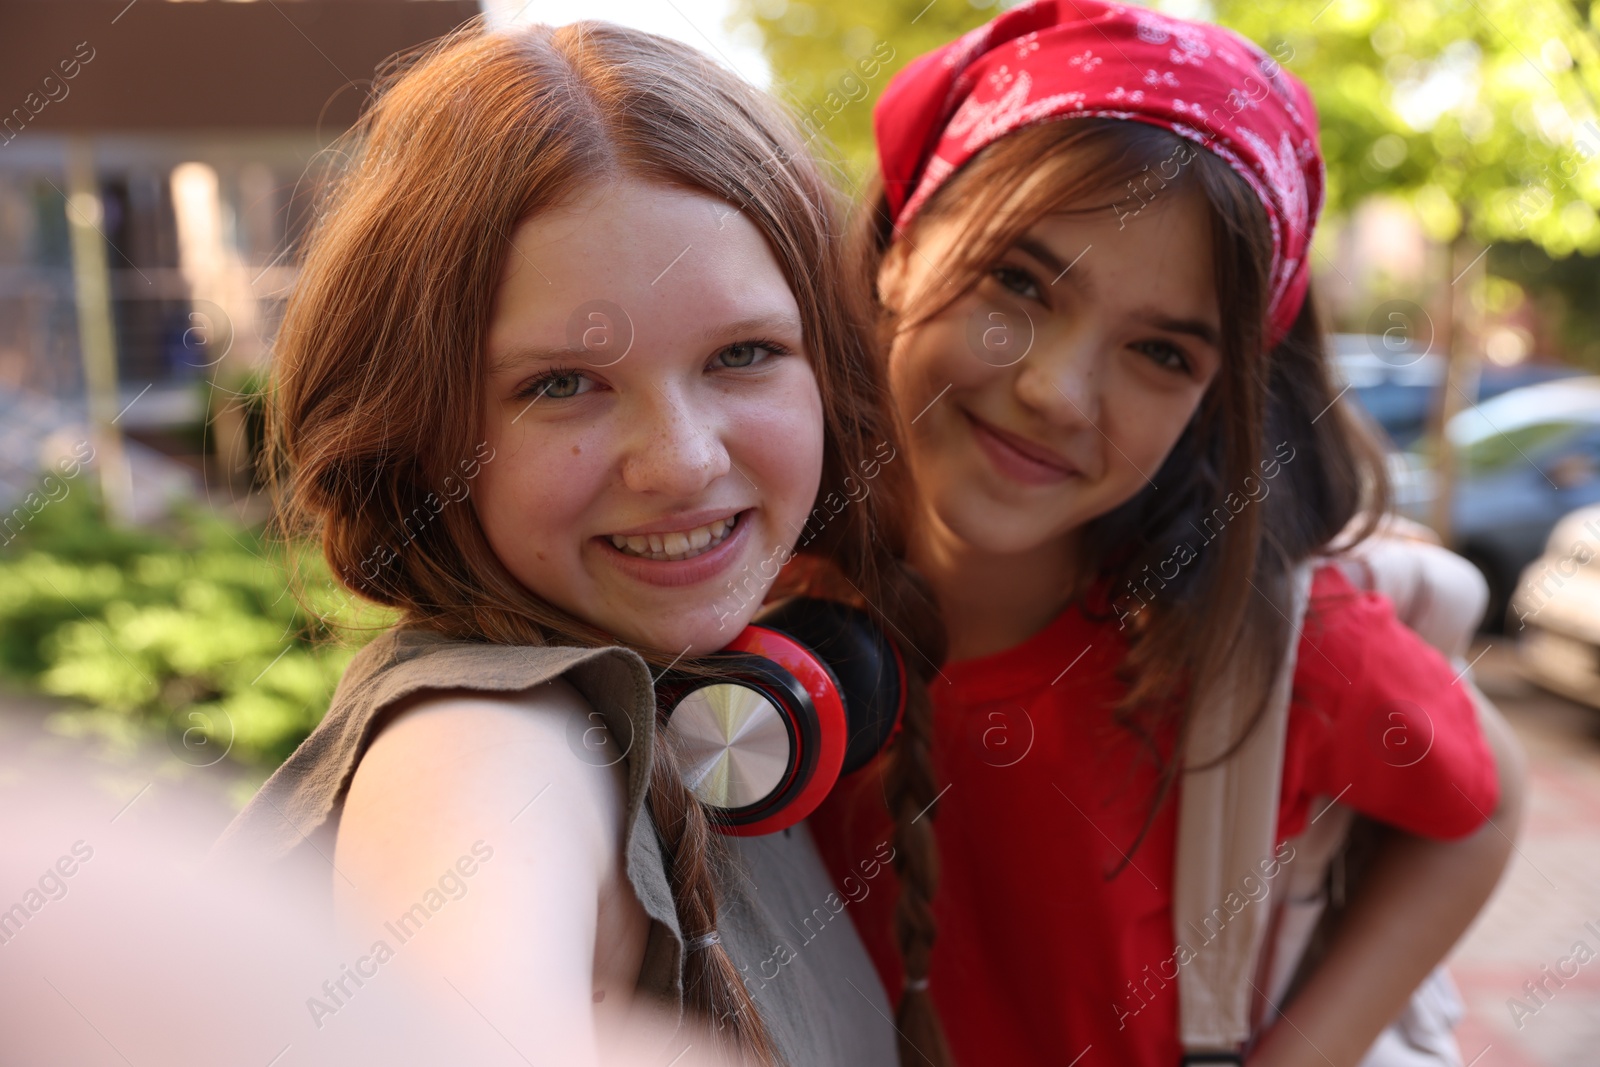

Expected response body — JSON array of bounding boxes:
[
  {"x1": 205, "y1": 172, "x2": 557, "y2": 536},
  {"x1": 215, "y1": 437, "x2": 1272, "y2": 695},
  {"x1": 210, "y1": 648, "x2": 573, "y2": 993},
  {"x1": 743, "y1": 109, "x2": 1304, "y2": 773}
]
[
  {"x1": 488, "y1": 311, "x2": 805, "y2": 376},
  {"x1": 1015, "y1": 237, "x2": 1088, "y2": 293},
  {"x1": 1132, "y1": 310, "x2": 1220, "y2": 349},
  {"x1": 1011, "y1": 236, "x2": 1221, "y2": 349}
]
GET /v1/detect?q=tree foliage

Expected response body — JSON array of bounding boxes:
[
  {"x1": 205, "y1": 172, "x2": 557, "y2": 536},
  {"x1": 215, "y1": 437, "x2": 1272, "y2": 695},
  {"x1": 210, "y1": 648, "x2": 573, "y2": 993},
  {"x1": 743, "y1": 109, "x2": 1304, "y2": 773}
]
[
  {"x1": 0, "y1": 483, "x2": 390, "y2": 772},
  {"x1": 731, "y1": 0, "x2": 1006, "y2": 184},
  {"x1": 734, "y1": 0, "x2": 1600, "y2": 256},
  {"x1": 1211, "y1": 0, "x2": 1600, "y2": 256}
]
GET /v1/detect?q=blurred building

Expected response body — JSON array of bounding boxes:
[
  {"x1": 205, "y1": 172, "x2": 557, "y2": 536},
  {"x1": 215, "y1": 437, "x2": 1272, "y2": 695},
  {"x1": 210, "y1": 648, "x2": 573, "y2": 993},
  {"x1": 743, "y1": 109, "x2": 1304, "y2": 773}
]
[{"x1": 0, "y1": 0, "x2": 478, "y2": 516}]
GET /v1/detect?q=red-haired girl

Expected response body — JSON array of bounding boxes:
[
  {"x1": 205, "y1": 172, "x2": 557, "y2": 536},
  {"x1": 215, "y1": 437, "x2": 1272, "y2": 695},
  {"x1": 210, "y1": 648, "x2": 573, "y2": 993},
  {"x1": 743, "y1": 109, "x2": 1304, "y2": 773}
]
[
  {"x1": 810, "y1": 3, "x2": 1526, "y2": 1065},
  {"x1": 214, "y1": 20, "x2": 946, "y2": 1067}
]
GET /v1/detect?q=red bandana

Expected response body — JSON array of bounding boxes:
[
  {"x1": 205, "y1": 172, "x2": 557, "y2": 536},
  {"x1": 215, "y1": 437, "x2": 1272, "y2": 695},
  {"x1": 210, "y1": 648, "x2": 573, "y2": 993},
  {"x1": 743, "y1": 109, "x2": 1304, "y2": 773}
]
[{"x1": 875, "y1": 0, "x2": 1325, "y2": 347}]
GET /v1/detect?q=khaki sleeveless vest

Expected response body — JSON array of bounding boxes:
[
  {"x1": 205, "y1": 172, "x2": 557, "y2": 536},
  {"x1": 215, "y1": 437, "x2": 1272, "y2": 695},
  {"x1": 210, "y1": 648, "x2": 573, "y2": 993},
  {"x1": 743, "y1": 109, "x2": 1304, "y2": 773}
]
[{"x1": 213, "y1": 627, "x2": 898, "y2": 1066}]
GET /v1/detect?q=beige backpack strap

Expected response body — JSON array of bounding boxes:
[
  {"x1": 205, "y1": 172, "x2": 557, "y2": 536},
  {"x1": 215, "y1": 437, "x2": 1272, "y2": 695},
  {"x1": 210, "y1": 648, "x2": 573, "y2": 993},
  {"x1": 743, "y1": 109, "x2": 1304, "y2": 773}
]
[
  {"x1": 1174, "y1": 561, "x2": 1316, "y2": 1059},
  {"x1": 1258, "y1": 799, "x2": 1356, "y2": 1015}
]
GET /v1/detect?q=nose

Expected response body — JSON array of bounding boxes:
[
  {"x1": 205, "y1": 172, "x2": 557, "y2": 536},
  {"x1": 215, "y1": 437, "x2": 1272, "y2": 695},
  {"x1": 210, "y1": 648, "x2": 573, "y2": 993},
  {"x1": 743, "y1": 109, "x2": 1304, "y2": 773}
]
[
  {"x1": 1013, "y1": 328, "x2": 1102, "y2": 428},
  {"x1": 618, "y1": 385, "x2": 730, "y2": 497}
]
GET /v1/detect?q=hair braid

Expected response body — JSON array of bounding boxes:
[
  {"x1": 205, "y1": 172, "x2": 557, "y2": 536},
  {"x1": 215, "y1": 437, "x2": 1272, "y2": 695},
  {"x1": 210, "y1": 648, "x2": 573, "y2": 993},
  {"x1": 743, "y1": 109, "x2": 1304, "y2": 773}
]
[
  {"x1": 775, "y1": 528, "x2": 951, "y2": 1065},
  {"x1": 879, "y1": 560, "x2": 953, "y2": 1067},
  {"x1": 643, "y1": 731, "x2": 782, "y2": 1064}
]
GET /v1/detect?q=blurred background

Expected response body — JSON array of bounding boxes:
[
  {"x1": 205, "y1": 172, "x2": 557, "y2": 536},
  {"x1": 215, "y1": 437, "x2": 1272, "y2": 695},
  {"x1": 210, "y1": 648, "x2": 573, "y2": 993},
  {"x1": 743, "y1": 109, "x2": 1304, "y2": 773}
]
[{"x1": 0, "y1": 0, "x2": 1596, "y2": 1062}]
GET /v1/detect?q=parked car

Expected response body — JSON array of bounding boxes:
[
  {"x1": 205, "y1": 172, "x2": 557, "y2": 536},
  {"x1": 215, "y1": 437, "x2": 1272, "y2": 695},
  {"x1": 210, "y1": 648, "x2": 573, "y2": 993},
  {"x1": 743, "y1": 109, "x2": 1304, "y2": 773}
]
[
  {"x1": 1331, "y1": 334, "x2": 1443, "y2": 450},
  {"x1": 1330, "y1": 333, "x2": 1582, "y2": 450},
  {"x1": 1331, "y1": 334, "x2": 1580, "y2": 441},
  {"x1": 1511, "y1": 504, "x2": 1600, "y2": 708},
  {"x1": 1393, "y1": 377, "x2": 1600, "y2": 628}
]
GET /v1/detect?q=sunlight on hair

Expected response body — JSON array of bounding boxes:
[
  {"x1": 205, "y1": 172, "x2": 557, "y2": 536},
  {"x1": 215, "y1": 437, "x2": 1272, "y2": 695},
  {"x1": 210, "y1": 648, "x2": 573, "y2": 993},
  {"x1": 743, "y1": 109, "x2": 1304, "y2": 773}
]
[{"x1": 482, "y1": 0, "x2": 772, "y2": 87}]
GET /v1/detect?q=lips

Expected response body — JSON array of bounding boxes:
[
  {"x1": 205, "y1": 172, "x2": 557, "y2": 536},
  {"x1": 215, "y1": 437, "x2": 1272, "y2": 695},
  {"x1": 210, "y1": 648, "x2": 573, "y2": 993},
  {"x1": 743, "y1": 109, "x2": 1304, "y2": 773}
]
[{"x1": 963, "y1": 410, "x2": 1079, "y2": 483}]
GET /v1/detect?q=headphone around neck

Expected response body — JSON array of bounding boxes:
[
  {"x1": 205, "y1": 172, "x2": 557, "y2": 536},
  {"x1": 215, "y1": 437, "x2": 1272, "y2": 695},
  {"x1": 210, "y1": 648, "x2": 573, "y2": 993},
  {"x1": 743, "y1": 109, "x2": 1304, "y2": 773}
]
[{"x1": 655, "y1": 598, "x2": 907, "y2": 837}]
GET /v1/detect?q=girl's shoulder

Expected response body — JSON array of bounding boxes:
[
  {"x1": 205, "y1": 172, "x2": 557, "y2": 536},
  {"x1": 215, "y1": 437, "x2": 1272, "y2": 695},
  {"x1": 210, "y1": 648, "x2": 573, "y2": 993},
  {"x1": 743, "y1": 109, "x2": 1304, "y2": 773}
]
[
  {"x1": 1283, "y1": 562, "x2": 1499, "y2": 840},
  {"x1": 340, "y1": 626, "x2": 647, "y2": 831},
  {"x1": 1293, "y1": 559, "x2": 1463, "y2": 691},
  {"x1": 348, "y1": 627, "x2": 654, "y2": 718},
  {"x1": 343, "y1": 675, "x2": 627, "y2": 843},
  {"x1": 213, "y1": 629, "x2": 658, "y2": 866},
  {"x1": 212, "y1": 626, "x2": 686, "y2": 1009},
  {"x1": 332, "y1": 676, "x2": 638, "y2": 955}
]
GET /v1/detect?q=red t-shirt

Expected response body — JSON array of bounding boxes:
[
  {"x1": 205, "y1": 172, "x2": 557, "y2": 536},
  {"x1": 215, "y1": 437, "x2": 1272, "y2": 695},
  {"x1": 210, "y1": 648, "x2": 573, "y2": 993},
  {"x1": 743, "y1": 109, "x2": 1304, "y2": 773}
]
[{"x1": 808, "y1": 563, "x2": 1499, "y2": 1066}]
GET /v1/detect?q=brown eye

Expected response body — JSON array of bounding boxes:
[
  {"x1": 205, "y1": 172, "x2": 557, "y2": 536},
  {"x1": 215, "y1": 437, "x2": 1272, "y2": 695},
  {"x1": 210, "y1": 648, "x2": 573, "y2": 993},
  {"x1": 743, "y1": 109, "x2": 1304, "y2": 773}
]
[
  {"x1": 1134, "y1": 340, "x2": 1191, "y2": 373},
  {"x1": 991, "y1": 265, "x2": 1042, "y2": 301}
]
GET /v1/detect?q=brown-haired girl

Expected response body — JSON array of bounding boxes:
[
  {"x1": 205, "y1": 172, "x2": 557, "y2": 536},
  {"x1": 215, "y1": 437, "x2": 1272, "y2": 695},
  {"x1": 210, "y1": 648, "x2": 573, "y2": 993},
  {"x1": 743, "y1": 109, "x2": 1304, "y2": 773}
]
[
  {"x1": 214, "y1": 20, "x2": 945, "y2": 1066},
  {"x1": 810, "y1": 3, "x2": 1525, "y2": 1065}
]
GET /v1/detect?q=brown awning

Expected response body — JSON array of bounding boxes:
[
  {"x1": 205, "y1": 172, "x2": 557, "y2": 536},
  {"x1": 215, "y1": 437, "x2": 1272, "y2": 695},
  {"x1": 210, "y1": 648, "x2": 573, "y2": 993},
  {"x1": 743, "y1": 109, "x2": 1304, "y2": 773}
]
[{"x1": 0, "y1": 0, "x2": 481, "y2": 134}]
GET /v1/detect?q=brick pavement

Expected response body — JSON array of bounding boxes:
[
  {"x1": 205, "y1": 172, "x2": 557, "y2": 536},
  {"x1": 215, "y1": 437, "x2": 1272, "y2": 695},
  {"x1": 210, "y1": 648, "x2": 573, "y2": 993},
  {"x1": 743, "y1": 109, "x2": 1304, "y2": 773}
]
[{"x1": 1449, "y1": 640, "x2": 1600, "y2": 1067}]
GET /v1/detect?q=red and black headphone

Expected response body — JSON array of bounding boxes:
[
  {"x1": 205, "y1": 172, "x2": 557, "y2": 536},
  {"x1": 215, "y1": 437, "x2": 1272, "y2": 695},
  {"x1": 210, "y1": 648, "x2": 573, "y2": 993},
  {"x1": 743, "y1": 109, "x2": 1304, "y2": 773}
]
[{"x1": 655, "y1": 598, "x2": 906, "y2": 837}]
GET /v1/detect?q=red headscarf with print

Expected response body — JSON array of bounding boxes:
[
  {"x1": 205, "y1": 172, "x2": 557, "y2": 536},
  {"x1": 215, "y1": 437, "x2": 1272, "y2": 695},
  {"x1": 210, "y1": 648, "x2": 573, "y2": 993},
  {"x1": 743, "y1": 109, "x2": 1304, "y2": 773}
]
[{"x1": 875, "y1": 0, "x2": 1324, "y2": 347}]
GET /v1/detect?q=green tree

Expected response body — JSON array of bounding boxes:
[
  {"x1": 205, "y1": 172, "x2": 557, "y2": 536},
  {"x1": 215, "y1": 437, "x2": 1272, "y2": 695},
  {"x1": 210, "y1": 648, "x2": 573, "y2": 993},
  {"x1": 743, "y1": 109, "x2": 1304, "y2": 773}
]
[
  {"x1": 730, "y1": 0, "x2": 1006, "y2": 186},
  {"x1": 1210, "y1": 0, "x2": 1600, "y2": 259},
  {"x1": 737, "y1": 0, "x2": 1600, "y2": 261},
  {"x1": 1207, "y1": 0, "x2": 1600, "y2": 529}
]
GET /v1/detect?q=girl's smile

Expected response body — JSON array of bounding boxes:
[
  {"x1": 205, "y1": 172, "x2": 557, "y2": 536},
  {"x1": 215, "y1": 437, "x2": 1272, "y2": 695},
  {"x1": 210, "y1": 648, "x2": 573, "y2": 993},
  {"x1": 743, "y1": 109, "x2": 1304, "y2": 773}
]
[
  {"x1": 962, "y1": 408, "x2": 1082, "y2": 485},
  {"x1": 597, "y1": 507, "x2": 752, "y2": 586},
  {"x1": 604, "y1": 507, "x2": 743, "y2": 561}
]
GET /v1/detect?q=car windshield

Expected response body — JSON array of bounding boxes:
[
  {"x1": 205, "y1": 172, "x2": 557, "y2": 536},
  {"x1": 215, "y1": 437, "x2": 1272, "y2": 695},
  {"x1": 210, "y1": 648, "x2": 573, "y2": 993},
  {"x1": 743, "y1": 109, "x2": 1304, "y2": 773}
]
[{"x1": 1459, "y1": 421, "x2": 1584, "y2": 475}]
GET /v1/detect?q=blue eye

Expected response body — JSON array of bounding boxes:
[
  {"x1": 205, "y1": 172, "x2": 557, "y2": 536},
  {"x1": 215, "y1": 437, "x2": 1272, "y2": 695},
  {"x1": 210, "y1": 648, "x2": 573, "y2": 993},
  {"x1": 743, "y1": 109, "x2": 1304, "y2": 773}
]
[
  {"x1": 717, "y1": 340, "x2": 788, "y2": 368},
  {"x1": 510, "y1": 338, "x2": 791, "y2": 404},
  {"x1": 515, "y1": 367, "x2": 591, "y2": 401}
]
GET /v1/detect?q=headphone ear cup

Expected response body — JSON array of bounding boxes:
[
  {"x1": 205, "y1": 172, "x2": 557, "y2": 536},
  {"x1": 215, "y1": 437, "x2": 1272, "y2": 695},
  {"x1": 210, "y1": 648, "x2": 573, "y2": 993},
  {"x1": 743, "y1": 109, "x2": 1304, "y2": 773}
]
[
  {"x1": 656, "y1": 603, "x2": 903, "y2": 837},
  {"x1": 657, "y1": 631, "x2": 850, "y2": 837},
  {"x1": 754, "y1": 598, "x2": 906, "y2": 775},
  {"x1": 657, "y1": 654, "x2": 817, "y2": 831}
]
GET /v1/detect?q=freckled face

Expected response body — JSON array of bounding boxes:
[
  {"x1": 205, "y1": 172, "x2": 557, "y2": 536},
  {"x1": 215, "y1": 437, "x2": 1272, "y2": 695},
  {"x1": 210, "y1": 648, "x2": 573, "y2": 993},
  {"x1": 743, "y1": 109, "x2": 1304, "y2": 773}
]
[
  {"x1": 474, "y1": 180, "x2": 824, "y2": 656},
  {"x1": 881, "y1": 187, "x2": 1223, "y2": 560}
]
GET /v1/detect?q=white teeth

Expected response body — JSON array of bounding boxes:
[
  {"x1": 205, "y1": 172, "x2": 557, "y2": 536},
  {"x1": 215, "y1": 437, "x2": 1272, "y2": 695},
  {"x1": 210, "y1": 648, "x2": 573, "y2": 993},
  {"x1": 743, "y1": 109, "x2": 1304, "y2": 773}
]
[{"x1": 609, "y1": 512, "x2": 740, "y2": 562}]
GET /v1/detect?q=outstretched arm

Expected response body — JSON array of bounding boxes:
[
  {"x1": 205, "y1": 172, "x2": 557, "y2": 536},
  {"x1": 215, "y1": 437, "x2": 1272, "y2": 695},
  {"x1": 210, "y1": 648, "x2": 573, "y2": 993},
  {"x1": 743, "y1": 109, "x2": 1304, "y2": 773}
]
[
  {"x1": 1248, "y1": 684, "x2": 1526, "y2": 1067},
  {"x1": 334, "y1": 681, "x2": 628, "y2": 1065}
]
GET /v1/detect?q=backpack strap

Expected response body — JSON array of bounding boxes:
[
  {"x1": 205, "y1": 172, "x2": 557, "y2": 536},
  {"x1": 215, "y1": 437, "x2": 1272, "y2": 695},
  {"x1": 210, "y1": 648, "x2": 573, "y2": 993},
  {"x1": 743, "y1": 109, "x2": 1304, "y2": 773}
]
[
  {"x1": 1173, "y1": 561, "x2": 1316, "y2": 1057},
  {"x1": 1175, "y1": 534, "x2": 1489, "y2": 1060},
  {"x1": 1258, "y1": 534, "x2": 1489, "y2": 1030}
]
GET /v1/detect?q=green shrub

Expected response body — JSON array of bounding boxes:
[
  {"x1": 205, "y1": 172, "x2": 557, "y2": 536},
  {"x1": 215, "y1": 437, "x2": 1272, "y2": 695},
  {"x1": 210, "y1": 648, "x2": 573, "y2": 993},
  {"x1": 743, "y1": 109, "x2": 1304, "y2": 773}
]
[{"x1": 0, "y1": 484, "x2": 392, "y2": 769}]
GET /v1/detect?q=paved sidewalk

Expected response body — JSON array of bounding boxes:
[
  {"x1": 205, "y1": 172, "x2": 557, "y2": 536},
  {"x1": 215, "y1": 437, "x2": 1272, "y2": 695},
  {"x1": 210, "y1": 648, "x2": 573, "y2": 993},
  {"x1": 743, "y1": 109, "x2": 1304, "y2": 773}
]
[{"x1": 1449, "y1": 639, "x2": 1600, "y2": 1067}]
